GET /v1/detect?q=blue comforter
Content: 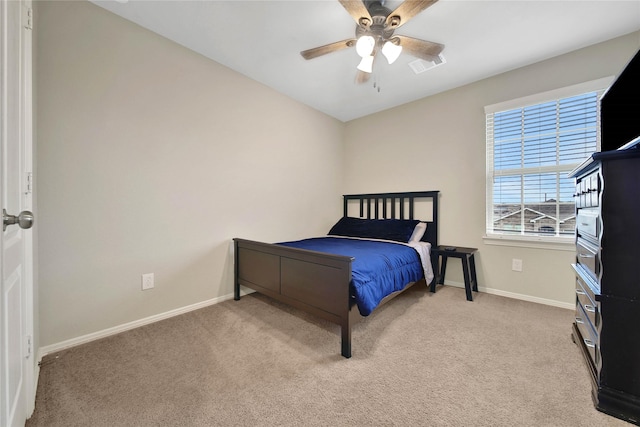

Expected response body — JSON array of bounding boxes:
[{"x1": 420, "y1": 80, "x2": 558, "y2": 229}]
[{"x1": 278, "y1": 237, "x2": 424, "y2": 316}]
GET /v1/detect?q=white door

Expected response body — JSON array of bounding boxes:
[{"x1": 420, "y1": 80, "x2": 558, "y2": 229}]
[{"x1": 1, "y1": 0, "x2": 35, "y2": 426}]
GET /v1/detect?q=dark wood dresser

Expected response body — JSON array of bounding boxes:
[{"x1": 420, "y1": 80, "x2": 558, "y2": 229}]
[{"x1": 570, "y1": 148, "x2": 640, "y2": 425}]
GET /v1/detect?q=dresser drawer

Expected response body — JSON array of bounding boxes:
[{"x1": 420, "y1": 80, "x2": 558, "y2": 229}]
[
  {"x1": 576, "y1": 275, "x2": 600, "y2": 330},
  {"x1": 588, "y1": 173, "x2": 599, "y2": 207},
  {"x1": 576, "y1": 238, "x2": 599, "y2": 281},
  {"x1": 576, "y1": 208, "x2": 599, "y2": 242},
  {"x1": 575, "y1": 302, "x2": 599, "y2": 367}
]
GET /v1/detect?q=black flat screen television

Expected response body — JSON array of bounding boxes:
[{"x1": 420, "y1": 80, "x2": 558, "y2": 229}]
[{"x1": 600, "y1": 48, "x2": 640, "y2": 152}]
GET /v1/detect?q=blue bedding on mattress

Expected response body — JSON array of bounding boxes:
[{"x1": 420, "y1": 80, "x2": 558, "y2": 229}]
[{"x1": 278, "y1": 237, "x2": 423, "y2": 316}]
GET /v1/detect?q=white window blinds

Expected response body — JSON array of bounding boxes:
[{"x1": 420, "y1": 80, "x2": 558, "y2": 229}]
[{"x1": 486, "y1": 84, "x2": 607, "y2": 239}]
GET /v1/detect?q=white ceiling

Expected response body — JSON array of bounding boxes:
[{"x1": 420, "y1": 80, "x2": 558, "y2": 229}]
[{"x1": 90, "y1": 0, "x2": 640, "y2": 122}]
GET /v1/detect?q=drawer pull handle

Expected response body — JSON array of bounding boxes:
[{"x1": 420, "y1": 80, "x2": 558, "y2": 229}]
[
  {"x1": 576, "y1": 289, "x2": 586, "y2": 296},
  {"x1": 584, "y1": 339, "x2": 596, "y2": 349},
  {"x1": 578, "y1": 254, "x2": 595, "y2": 258},
  {"x1": 575, "y1": 317, "x2": 584, "y2": 324},
  {"x1": 584, "y1": 304, "x2": 596, "y2": 313}
]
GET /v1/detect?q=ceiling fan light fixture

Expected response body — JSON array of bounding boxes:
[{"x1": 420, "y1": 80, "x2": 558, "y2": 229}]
[
  {"x1": 381, "y1": 40, "x2": 402, "y2": 64},
  {"x1": 357, "y1": 55, "x2": 374, "y2": 73},
  {"x1": 355, "y1": 35, "x2": 375, "y2": 58}
]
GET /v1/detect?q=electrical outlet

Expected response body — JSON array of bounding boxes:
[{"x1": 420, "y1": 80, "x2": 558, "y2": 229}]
[
  {"x1": 141, "y1": 273, "x2": 154, "y2": 290},
  {"x1": 512, "y1": 259, "x2": 523, "y2": 272}
]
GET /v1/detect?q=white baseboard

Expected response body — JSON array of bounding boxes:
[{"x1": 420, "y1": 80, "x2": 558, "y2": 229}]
[
  {"x1": 442, "y1": 280, "x2": 574, "y2": 310},
  {"x1": 38, "y1": 291, "x2": 248, "y2": 358}
]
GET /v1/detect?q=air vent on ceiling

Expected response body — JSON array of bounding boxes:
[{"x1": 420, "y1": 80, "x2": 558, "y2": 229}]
[{"x1": 408, "y1": 54, "x2": 446, "y2": 74}]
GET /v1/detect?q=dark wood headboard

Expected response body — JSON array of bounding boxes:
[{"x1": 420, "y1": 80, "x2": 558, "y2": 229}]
[{"x1": 342, "y1": 191, "x2": 439, "y2": 248}]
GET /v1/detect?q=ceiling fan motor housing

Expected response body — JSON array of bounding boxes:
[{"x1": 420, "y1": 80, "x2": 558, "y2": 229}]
[{"x1": 356, "y1": 2, "x2": 396, "y2": 48}]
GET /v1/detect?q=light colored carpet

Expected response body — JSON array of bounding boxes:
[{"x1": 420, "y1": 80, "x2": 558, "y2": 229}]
[{"x1": 27, "y1": 285, "x2": 628, "y2": 426}]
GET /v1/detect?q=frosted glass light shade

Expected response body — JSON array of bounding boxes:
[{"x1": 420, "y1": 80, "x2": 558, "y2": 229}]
[
  {"x1": 381, "y1": 41, "x2": 402, "y2": 64},
  {"x1": 355, "y1": 36, "x2": 375, "y2": 58},
  {"x1": 357, "y1": 55, "x2": 374, "y2": 73}
]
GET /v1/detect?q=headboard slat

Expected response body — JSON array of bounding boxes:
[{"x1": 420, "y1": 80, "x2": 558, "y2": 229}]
[{"x1": 409, "y1": 197, "x2": 415, "y2": 220}]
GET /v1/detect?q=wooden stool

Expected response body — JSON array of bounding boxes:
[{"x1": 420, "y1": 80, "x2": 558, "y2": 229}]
[{"x1": 431, "y1": 246, "x2": 478, "y2": 301}]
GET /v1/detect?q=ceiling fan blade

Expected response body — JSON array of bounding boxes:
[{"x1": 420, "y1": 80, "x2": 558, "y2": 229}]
[
  {"x1": 355, "y1": 70, "x2": 371, "y2": 84},
  {"x1": 300, "y1": 39, "x2": 356, "y2": 60},
  {"x1": 395, "y1": 35, "x2": 444, "y2": 61},
  {"x1": 338, "y1": 0, "x2": 372, "y2": 27},
  {"x1": 386, "y1": 0, "x2": 438, "y2": 28}
]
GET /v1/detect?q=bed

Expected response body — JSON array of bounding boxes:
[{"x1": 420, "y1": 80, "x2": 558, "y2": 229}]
[{"x1": 233, "y1": 190, "x2": 439, "y2": 358}]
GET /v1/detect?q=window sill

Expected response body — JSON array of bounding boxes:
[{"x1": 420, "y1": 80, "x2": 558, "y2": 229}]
[{"x1": 483, "y1": 234, "x2": 575, "y2": 251}]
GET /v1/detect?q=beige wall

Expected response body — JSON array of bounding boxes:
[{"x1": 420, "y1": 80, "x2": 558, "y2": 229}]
[
  {"x1": 35, "y1": 1, "x2": 344, "y2": 347},
  {"x1": 344, "y1": 32, "x2": 640, "y2": 306}
]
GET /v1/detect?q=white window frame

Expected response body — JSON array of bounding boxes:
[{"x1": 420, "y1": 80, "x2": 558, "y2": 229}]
[{"x1": 484, "y1": 77, "x2": 613, "y2": 250}]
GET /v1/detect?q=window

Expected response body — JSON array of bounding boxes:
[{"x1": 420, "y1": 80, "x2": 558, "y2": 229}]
[{"x1": 485, "y1": 79, "x2": 611, "y2": 243}]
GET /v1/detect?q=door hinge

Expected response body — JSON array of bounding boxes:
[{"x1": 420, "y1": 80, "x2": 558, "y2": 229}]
[
  {"x1": 25, "y1": 335, "x2": 32, "y2": 359},
  {"x1": 24, "y1": 7, "x2": 33, "y2": 31},
  {"x1": 25, "y1": 172, "x2": 33, "y2": 194}
]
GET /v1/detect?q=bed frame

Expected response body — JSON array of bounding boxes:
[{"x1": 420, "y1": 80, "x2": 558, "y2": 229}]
[{"x1": 233, "y1": 190, "x2": 439, "y2": 358}]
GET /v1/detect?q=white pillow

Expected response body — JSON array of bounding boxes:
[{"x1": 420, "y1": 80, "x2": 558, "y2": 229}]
[{"x1": 409, "y1": 222, "x2": 427, "y2": 243}]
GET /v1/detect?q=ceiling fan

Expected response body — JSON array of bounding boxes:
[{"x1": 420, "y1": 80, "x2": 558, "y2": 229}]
[{"x1": 300, "y1": 0, "x2": 444, "y2": 83}]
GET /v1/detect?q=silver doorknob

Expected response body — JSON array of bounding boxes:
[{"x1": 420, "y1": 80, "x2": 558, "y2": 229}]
[{"x1": 3, "y1": 209, "x2": 34, "y2": 231}]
